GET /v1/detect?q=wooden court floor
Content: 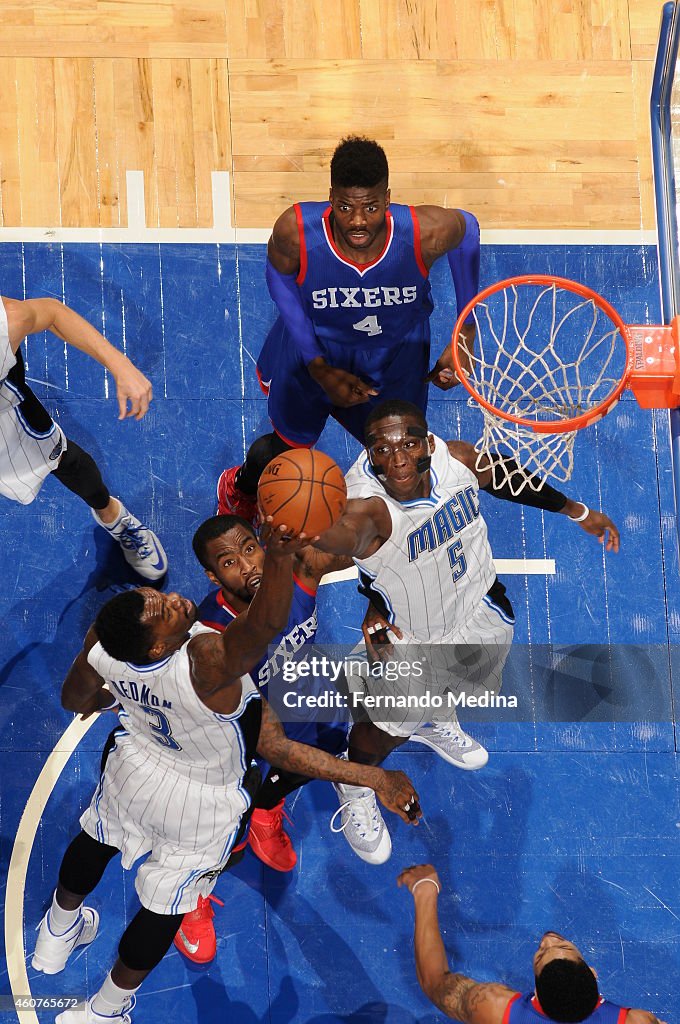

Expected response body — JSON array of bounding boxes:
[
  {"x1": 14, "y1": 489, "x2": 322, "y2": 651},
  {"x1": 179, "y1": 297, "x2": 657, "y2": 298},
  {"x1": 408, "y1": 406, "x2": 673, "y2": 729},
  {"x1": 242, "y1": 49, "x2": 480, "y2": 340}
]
[{"x1": 0, "y1": 0, "x2": 668, "y2": 232}]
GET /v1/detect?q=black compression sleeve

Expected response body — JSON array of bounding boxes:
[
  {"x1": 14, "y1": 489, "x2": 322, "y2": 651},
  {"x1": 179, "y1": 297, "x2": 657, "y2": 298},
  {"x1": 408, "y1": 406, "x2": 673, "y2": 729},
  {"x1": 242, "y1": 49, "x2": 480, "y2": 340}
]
[{"x1": 481, "y1": 457, "x2": 568, "y2": 513}]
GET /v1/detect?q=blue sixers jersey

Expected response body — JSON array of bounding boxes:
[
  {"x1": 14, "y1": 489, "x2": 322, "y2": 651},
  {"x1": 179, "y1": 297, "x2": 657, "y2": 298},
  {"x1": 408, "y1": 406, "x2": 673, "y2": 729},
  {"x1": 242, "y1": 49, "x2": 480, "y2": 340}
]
[
  {"x1": 197, "y1": 578, "x2": 318, "y2": 693},
  {"x1": 505, "y1": 993, "x2": 628, "y2": 1023},
  {"x1": 198, "y1": 578, "x2": 347, "y2": 754},
  {"x1": 294, "y1": 201, "x2": 433, "y2": 351}
]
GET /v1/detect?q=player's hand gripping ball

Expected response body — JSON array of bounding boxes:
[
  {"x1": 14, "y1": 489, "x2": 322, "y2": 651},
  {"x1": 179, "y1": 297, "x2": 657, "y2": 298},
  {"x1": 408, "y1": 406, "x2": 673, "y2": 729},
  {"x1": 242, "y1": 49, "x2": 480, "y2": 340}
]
[{"x1": 257, "y1": 449, "x2": 347, "y2": 536}]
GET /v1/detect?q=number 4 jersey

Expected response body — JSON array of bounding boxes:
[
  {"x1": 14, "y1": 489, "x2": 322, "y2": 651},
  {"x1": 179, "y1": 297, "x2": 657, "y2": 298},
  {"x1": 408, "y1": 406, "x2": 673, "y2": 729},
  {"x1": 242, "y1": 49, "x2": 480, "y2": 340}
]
[
  {"x1": 346, "y1": 436, "x2": 497, "y2": 642},
  {"x1": 256, "y1": 202, "x2": 435, "y2": 446}
]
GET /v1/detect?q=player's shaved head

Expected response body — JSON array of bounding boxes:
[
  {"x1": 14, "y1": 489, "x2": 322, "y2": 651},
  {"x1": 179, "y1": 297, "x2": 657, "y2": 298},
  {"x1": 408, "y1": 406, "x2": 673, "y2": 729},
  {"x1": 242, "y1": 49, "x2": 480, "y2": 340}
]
[
  {"x1": 535, "y1": 958, "x2": 599, "y2": 1021},
  {"x1": 330, "y1": 137, "x2": 389, "y2": 189},
  {"x1": 365, "y1": 399, "x2": 428, "y2": 444},
  {"x1": 193, "y1": 514, "x2": 256, "y2": 570}
]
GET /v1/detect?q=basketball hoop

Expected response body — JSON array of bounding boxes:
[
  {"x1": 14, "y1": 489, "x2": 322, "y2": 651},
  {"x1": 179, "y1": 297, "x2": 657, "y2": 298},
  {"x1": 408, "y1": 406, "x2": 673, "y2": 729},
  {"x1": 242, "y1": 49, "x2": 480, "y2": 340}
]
[{"x1": 450, "y1": 274, "x2": 680, "y2": 494}]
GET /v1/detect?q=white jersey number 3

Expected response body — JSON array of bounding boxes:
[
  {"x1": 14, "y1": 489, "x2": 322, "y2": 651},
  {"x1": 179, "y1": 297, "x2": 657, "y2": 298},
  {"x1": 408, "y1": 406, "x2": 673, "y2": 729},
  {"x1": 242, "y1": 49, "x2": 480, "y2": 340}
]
[{"x1": 353, "y1": 315, "x2": 382, "y2": 337}]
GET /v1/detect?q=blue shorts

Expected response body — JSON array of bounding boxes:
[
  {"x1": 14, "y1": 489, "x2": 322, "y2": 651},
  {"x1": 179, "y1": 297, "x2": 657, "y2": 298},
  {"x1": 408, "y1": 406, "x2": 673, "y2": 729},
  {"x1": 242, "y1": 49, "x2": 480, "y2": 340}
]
[{"x1": 256, "y1": 316, "x2": 431, "y2": 446}]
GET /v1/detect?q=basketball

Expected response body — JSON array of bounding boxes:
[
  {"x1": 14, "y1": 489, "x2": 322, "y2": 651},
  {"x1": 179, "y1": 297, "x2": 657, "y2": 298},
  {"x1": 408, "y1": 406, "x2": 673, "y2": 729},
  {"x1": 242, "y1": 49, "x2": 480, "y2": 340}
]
[{"x1": 257, "y1": 448, "x2": 347, "y2": 536}]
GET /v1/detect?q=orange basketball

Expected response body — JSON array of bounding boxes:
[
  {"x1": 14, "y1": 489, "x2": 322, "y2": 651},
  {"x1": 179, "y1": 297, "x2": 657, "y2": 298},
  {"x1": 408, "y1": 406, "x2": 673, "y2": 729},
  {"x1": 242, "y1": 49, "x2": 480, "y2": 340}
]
[{"x1": 257, "y1": 448, "x2": 347, "y2": 536}]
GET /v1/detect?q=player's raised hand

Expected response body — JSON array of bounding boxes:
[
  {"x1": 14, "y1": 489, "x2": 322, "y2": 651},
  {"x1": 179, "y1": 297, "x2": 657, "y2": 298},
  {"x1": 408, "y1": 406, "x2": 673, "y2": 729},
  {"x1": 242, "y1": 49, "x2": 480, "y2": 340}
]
[
  {"x1": 397, "y1": 863, "x2": 441, "y2": 894},
  {"x1": 113, "y1": 358, "x2": 153, "y2": 420},
  {"x1": 425, "y1": 329, "x2": 475, "y2": 391},
  {"x1": 260, "y1": 518, "x2": 317, "y2": 556},
  {"x1": 374, "y1": 769, "x2": 421, "y2": 824},
  {"x1": 577, "y1": 509, "x2": 620, "y2": 553},
  {"x1": 362, "y1": 601, "x2": 403, "y2": 662},
  {"x1": 308, "y1": 359, "x2": 378, "y2": 407}
]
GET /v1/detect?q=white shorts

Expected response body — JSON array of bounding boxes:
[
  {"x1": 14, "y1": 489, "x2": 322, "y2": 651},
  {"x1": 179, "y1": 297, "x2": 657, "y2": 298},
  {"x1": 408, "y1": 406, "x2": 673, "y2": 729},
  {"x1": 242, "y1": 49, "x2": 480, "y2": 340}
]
[
  {"x1": 346, "y1": 593, "x2": 515, "y2": 738},
  {"x1": 80, "y1": 732, "x2": 250, "y2": 915},
  {"x1": 0, "y1": 404, "x2": 65, "y2": 504}
]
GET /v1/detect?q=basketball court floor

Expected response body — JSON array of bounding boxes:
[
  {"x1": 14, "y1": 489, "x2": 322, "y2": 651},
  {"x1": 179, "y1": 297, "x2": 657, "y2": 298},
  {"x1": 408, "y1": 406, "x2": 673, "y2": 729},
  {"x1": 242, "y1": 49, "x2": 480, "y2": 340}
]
[
  {"x1": 1, "y1": 1, "x2": 679, "y2": 1021},
  {"x1": 0, "y1": 235, "x2": 677, "y2": 1022}
]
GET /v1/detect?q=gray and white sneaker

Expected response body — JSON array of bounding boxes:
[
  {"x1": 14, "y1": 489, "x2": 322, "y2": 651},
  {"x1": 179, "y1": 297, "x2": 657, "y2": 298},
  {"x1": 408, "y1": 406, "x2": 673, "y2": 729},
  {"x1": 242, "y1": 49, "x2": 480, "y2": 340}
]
[
  {"x1": 410, "y1": 720, "x2": 489, "y2": 770},
  {"x1": 93, "y1": 501, "x2": 168, "y2": 581},
  {"x1": 57, "y1": 994, "x2": 136, "y2": 1023},
  {"x1": 32, "y1": 906, "x2": 99, "y2": 975},
  {"x1": 331, "y1": 757, "x2": 392, "y2": 864}
]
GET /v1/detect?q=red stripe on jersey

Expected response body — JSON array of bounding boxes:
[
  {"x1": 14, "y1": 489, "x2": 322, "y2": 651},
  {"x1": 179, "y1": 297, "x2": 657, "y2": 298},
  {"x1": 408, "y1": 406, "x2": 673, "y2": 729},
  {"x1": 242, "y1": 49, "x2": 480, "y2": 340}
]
[
  {"x1": 200, "y1": 618, "x2": 226, "y2": 633},
  {"x1": 293, "y1": 573, "x2": 318, "y2": 596},
  {"x1": 269, "y1": 420, "x2": 313, "y2": 449},
  {"x1": 503, "y1": 993, "x2": 521, "y2": 1024},
  {"x1": 295, "y1": 204, "x2": 308, "y2": 285},
  {"x1": 321, "y1": 206, "x2": 394, "y2": 273},
  {"x1": 410, "y1": 206, "x2": 428, "y2": 278},
  {"x1": 255, "y1": 365, "x2": 270, "y2": 395},
  {"x1": 616, "y1": 1010, "x2": 629, "y2": 1023},
  {"x1": 216, "y1": 590, "x2": 241, "y2": 619}
]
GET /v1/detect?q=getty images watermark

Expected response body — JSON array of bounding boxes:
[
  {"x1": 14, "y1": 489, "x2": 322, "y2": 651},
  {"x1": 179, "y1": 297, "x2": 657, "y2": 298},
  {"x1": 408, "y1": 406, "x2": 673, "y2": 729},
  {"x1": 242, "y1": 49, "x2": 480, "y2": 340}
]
[{"x1": 260, "y1": 645, "x2": 518, "y2": 725}]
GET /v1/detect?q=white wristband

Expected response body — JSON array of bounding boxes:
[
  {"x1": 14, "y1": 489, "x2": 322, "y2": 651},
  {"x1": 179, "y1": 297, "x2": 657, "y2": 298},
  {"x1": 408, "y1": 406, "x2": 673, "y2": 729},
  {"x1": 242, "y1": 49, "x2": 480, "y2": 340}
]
[
  {"x1": 411, "y1": 877, "x2": 440, "y2": 896},
  {"x1": 568, "y1": 502, "x2": 590, "y2": 523}
]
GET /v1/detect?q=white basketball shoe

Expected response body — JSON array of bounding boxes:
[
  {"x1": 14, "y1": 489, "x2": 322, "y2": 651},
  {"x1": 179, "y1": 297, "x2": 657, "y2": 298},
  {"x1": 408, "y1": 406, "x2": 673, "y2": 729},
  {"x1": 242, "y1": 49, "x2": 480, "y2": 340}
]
[
  {"x1": 331, "y1": 755, "x2": 392, "y2": 864},
  {"x1": 56, "y1": 995, "x2": 136, "y2": 1024},
  {"x1": 410, "y1": 718, "x2": 489, "y2": 770},
  {"x1": 32, "y1": 906, "x2": 99, "y2": 975},
  {"x1": 92, "y1": 501, "x2": 168, "y2": 580}
]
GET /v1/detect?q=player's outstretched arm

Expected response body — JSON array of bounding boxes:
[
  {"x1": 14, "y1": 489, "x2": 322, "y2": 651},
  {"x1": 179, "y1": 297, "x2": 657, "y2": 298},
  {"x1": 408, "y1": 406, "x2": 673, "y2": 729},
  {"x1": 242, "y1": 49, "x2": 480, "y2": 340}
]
[
  {"x1": 2, "y1": 295, "x2": 153, "y2": 420},
  {"x1": 257, "y1": 700, "x2": 421, "y2": 824},
  {"x1": 447, "y1": 441, "x2": 620, "y2": 553},
  {"x1": 312, "y1": 496, "x2": 391, "y2": 558},
  {"x1": 398, "y1": 865, "x2": 515, "y2": 1023},
  {"x1": 61, "y1": 627, "x2": 119, "y2": 719},
  {"x1": 190, "y1": 524, "x2": 311, "y2": 701}
]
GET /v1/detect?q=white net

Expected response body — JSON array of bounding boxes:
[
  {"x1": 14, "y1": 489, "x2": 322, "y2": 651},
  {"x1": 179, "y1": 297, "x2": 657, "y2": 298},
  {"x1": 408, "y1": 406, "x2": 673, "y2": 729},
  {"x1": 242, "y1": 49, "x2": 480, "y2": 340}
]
[{"x1": 458, "y1": 280, "x2": 628, "y2": 494}]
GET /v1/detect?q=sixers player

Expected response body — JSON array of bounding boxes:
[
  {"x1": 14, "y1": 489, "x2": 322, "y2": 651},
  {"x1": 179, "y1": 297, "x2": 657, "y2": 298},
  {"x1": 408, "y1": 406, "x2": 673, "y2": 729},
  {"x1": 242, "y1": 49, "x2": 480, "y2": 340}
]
[
  {"x1": 218, "y1": 135, "x2": 481, "y2": 522},
  {"x1": 173, "y1": 514, "x2": 351, "y2": 963},
  {"x1": 310, "y1": 400, "x2": 619, "y2": 864},
  {"x1": 398, "y1": 864, "x2": 666, "y2": 1024}
]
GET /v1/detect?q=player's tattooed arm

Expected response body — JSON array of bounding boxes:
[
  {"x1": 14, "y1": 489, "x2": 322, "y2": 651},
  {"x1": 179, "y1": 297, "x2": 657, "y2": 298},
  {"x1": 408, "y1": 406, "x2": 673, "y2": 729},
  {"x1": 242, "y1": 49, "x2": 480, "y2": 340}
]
[
  {"x1": 257, "y1": 700, "x2": 421, "y2": 823},
  {"x1": 294, "y1": 545, "x2": 353, "y2": 587},
  {"x1": 61, "y1": 627, "x2": 119, "y2": 718},
  {"x1": 313, "y1": 497, "x2": 392, "y2": 559},
  {"x1": 398, "y1": 865, "x2": 515, "y2": 1023}
]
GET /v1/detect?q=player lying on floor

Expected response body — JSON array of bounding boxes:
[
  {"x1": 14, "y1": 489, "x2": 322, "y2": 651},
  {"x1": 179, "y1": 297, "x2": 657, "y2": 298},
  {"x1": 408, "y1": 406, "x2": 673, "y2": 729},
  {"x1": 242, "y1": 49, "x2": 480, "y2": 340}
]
[
  {"x1": 398, "y1": 863, "x2": 667, "y2": 1024},
  {"x1": 308, "y1": 399, "x2": 619, "y2": 866},
  {"x1": 32, "y1": 521, "x2": 421, "y2": 1024}
]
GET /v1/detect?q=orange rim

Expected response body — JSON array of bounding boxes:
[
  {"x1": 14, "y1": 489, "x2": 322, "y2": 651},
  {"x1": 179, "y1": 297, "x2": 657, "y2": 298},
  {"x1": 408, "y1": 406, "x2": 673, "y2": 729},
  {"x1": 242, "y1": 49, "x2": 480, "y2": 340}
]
[{"x1": 450, "y1": 274, "x2": 632, "y2": 434}]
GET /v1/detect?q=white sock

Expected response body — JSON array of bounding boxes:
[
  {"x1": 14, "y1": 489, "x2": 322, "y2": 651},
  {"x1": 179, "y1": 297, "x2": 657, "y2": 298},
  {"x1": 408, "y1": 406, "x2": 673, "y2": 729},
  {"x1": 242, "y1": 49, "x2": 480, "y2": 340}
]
[
  {"x1": 91, "y1": 973, "x2": 139, "y2": 1016},
  {"x1": 48, "y1": 891, "x2": 81, "y2": 935},
  {"x1": 92, "y1": 499, "x2": 125, "y2": 530}
]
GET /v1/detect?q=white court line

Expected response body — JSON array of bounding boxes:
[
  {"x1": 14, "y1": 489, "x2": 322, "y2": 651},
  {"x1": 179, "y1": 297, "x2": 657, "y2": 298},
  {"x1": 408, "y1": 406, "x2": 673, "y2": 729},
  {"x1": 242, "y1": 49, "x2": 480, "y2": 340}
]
[
  {"x1": 319, "y1": 558, "x2": 555, "y2": 586},
  {"x1": 0, "y1": 170, "x2": 658, "y2": 245},
  {"x1": 6, "y1": 715, "x2": 98, "y2": 1024}
]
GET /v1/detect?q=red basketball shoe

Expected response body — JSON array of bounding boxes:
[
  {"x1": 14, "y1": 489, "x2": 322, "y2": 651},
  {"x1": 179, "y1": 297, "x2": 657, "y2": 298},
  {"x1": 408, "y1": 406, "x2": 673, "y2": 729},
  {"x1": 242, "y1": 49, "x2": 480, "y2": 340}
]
[
  {"x1": 248, "y1": 800, "x2": 297, "y2": 872},
  {"x1": 174, "y1": 894, "x2": 224, "y2": 964},
  {"x1": 216, "y1": 466, "x2": 259, "y2": 526}
]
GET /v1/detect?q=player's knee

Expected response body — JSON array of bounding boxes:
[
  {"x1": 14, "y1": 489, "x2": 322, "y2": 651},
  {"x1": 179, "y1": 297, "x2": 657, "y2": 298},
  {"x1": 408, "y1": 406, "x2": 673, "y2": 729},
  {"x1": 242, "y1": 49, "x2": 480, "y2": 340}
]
[
  {"x1": 118, "y1": 907, "x2": 184, "y2": 971},
  {"x1": 58, "y1": 831, "x2": 119, "y2": 895}
]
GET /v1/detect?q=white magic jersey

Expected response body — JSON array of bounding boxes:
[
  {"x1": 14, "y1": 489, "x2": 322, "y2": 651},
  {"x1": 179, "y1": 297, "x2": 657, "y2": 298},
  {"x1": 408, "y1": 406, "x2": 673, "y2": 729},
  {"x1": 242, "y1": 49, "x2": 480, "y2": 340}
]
[
  {"x1": 88, "y1": 622, "x2": 261, "y2": 786},
  {"x1": 0, "y1": 299, "x2": 20, "y2": 414},
  {"x1": 346, "y1": 435, "x2": 496, "y2": 641}
]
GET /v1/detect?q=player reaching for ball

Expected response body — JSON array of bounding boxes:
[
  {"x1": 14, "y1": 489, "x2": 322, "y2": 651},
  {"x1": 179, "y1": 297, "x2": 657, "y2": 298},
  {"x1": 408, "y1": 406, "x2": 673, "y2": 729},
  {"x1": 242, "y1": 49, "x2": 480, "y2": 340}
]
[
  {"x1": 32, "y1": 520, "x2": 421, "y2": 1024},
  {"x1": 257, "y1": 447, "x2": 347, "y2": 535},
  {"x1": 173, "y1": 513, "x2": 352, "y2": 963},
  {"x1": 307, "y1": 399, "x2": 619, "y2": 865}
]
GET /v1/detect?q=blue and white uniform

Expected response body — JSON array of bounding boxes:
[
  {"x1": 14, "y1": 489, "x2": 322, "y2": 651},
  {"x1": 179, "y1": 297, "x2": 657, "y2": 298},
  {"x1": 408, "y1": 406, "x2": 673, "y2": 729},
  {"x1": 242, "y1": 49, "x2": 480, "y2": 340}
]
[
  {"x1": 505, "y1": 992, "x2": 628, "y2": 1023},
  {"x1": 0, "y1": 299, "x2": 65, "y2": 504},
  {"x1": 199, "y1": 578, "x2": 347, "y2": 755},
  {"x1": 80, "y1": 624, "x2": 262, "y2": 914},
  {"x1": 344, "y1": 437, "x2": 515, "y2": 737},
  {"x1": 257, "y1": 202, "x2": 434, "y2": 445}
]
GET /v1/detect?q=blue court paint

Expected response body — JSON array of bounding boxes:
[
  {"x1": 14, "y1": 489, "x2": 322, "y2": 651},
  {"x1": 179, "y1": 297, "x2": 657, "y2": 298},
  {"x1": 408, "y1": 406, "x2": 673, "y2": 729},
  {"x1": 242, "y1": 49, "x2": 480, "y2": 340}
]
[{"x1": 0, "y1": 241, "x2": 677, "y2": 1022}]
